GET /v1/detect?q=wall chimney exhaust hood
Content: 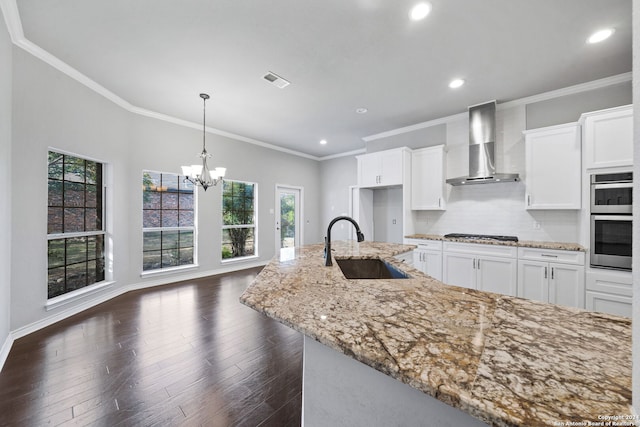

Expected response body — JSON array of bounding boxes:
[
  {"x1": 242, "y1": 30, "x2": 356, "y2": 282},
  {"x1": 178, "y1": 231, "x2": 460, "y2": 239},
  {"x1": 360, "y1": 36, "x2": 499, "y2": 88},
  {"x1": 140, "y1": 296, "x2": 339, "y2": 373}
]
[{"x1": 446, "y1": 101, "x2": 519, "y2": 186}]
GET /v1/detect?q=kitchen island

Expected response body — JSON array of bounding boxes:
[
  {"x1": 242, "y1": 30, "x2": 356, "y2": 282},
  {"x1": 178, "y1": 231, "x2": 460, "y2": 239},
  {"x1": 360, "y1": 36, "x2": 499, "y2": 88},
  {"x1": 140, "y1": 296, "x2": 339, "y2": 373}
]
[{"x1": 239, "y1": 241, "x2": 632, "y2": 427}]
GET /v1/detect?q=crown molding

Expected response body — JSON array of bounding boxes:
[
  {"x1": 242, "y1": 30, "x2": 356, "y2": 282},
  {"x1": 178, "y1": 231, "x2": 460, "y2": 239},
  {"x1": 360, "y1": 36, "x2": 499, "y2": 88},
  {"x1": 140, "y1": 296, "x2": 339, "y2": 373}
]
[
  {"x1": 0, "y1": 0, "x2": 323, "y2": 162},
  {"x1": 362, "y1": 72, "x2": 632, "y2": 142}
]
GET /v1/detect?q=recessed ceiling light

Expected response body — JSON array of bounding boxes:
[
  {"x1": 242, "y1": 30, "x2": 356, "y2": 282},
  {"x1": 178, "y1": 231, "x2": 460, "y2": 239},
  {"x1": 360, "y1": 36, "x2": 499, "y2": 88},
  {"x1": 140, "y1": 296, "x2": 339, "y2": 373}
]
[
  {"x1": 355, "y1": 108, "x2": 368, "y2": 114},
  {"x1": 587, "y1": 28, "x2": 615, "y2": 44},
  {"x1": 320, "y1": 139, "x2": 328, "y2": 145},
  {"x1": 449, "y1": 78, "x2": 465, "y2": 89},
  {"x1": 409, "y1": 2, "x2": 432, "y2": 21}
]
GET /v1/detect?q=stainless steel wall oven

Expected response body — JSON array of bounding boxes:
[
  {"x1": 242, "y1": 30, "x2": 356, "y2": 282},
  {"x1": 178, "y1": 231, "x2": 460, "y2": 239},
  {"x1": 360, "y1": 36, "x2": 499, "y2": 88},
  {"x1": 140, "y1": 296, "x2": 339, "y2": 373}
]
[{"x1": 590, "y1": 172, "x2": 632, "y2": 270}]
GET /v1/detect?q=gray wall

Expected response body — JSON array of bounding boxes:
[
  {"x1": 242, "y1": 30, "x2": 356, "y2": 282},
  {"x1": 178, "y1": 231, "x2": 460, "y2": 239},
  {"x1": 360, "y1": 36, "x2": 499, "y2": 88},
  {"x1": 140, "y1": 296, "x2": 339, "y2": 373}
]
[
  {"x1": 0, "y1": 11, "x2": 12, "y2": 362},
  {"x1": 8, "y1": 46, "x2": 322, "y2": 332},
  {"x1": 319, "y1": 155, "x2": 358, "y2": 241},
  {"x1": 366, "y1": 124, "x2": 446, "y2": 153},
  {"x1": 11, "y1": 48, "x2": 131, "y2": 330},
  {"x1": 526, "y1": 81, "x2": 632, "y2": 129}
]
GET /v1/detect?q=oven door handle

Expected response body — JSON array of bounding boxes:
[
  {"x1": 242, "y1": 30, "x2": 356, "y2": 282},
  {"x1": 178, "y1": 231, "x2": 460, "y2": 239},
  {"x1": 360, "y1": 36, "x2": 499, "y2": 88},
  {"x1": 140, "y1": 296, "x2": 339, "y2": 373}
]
[
  {"x1": 591, "y1": 215, "x2": 633, "y2": 222},
  {"x1": 592, "y1": 183, "x2": 633, "y2": 190}
]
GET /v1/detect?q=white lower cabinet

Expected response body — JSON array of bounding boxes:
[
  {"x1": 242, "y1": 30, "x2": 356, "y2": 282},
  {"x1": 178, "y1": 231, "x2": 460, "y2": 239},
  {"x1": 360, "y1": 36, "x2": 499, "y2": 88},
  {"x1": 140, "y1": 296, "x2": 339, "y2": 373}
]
[
  {"x1": 585, "y1": 269, "x2": 632, "y2": 317},
  {"x1": 517, "y1": 248, "x2": 585, "y2": 309},
  {"x1": 406, "y1": 239, "x2": 442, "y2": 281},
  {"x1": 443, "y1": 242, "x2": 517, "y2": 297}
]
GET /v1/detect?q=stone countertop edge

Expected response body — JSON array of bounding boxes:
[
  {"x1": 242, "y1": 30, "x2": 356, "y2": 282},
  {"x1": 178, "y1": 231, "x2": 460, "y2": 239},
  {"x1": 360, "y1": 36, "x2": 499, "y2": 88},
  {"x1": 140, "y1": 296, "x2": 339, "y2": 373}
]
[
  {"x1": 405, "y1": 234, "x2": 586, "y2": 252},
  {"x1": 239, "y1": 241, "x2": 631, "y2": 427}
]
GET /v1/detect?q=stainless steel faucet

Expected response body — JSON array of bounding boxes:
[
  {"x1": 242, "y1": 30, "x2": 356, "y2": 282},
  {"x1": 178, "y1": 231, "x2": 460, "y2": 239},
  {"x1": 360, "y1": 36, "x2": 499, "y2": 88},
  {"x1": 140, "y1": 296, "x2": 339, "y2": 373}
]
[{"x1": 324, "y1": 216, "x2": 365, "y2": 266}]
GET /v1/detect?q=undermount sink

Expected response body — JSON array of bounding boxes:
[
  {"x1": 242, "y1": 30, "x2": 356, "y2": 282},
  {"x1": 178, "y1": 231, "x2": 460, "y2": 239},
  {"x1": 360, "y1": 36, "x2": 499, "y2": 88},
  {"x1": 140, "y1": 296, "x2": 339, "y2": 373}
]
[{"x1": 336, "y1": 258, "x2": 410, "y2": 280}]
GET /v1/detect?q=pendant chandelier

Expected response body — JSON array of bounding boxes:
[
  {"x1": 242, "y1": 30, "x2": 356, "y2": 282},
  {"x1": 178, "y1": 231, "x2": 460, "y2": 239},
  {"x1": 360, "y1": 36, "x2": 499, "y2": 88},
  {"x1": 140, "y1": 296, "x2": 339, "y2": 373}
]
[{"x1": 181, "y1": 93, "x2": 226, "y2": 191}]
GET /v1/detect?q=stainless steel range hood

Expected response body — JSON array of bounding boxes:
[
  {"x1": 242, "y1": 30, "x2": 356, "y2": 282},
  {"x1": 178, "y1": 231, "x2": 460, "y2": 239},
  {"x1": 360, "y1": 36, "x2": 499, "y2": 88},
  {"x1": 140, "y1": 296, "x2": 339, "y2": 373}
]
[{"x1": 446, "y1": 101, "x2": 519, "y2": 186}]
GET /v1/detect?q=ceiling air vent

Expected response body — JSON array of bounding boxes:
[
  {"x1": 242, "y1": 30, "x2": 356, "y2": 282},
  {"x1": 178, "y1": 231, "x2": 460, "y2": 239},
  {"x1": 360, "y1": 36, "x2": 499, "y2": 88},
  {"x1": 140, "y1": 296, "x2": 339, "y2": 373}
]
[{"x1": 263, "y1": 71, "x2": 290, "y2": 89}]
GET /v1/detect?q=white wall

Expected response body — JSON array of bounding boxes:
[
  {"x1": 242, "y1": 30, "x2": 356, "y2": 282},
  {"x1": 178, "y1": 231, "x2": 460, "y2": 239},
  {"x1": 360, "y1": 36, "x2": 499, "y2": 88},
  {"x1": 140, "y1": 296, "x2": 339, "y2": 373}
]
[
  {"x1": 0, "y1": 10, "x2": 13, "y2": 366},
  {"x1": 8, "y1": 45, "x2": 322, "y2": 333}
]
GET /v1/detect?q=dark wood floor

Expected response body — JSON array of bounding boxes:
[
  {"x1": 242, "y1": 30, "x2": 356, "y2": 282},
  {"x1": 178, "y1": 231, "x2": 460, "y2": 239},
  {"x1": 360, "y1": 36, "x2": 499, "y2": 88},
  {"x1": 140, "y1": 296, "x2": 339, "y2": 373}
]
[{"x1": 0, "y1": 267, "x2": 303, "y2": 426}]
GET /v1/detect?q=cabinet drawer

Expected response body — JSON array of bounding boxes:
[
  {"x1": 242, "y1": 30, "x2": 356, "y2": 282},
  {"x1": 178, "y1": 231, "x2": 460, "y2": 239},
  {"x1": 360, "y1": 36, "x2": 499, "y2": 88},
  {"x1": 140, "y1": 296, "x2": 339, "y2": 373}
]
[
  {"x1": 443, "y1": 242, "x2": 517, "y2": 258},
  {"x1": 517, "y1": 247, "x2": 585, "y2": 265},
  {"x1": 586, "y1": 291, "x2": 632, "y2": 317},
  {"x1": 586, "y1": 270, "x2": 632, "y2": 297},
  {"x1": 405, "y1": 239, "x2": 442, "y2": 251}
]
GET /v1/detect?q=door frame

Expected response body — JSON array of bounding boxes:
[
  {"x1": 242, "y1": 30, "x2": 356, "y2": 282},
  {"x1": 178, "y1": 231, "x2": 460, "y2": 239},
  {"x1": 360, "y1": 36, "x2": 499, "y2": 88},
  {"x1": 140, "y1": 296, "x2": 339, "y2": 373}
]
[{"x1": 275, "y1": 184, "x2": 304, "y2": 253}]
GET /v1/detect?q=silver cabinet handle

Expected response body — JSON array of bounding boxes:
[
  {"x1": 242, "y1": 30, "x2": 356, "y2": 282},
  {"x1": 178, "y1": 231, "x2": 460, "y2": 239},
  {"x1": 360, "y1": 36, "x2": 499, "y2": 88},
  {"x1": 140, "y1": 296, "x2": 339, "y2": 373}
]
[
  {"x1": 544, "y1": 266, "x2": 547, "y2": 279},
  {"x1": 472, "y1": 259, "x2": 476, "y2": 269},
  {"x1": 551, "y1": 267, "x2": 554, "y2": 280},
  {"x1": 477, "y1": 259, "x2": 480, "y2": 269},
  {"x1": 438, "y1": 197, "x2": 441, "y2": 207},
  {"x1": 541, "y1": 254, "x2": 558, "y2": 258},
  {"x1": 527, "y1": 194, "x2": 531, "y2": 206}
]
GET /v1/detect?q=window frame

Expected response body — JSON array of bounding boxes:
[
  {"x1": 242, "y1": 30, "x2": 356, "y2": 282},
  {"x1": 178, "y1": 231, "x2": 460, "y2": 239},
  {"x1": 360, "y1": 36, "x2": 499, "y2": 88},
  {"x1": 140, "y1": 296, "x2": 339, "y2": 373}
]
[
  {"x1": 46, "y1": 149, "x2": 109, "y2": 301},
  {"x1": 141, "y1": 170, "x2": 198, "y2": 274},
  {"x1": 221, "y1": 179, "x2": 258, "y2": 262}
]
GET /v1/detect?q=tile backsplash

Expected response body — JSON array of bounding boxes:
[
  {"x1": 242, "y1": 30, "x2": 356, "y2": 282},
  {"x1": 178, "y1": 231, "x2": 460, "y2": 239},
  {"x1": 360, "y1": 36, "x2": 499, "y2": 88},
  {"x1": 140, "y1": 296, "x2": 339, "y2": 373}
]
[{"x1": 415, "y1": 181, "x2": 582, "y2": 243}]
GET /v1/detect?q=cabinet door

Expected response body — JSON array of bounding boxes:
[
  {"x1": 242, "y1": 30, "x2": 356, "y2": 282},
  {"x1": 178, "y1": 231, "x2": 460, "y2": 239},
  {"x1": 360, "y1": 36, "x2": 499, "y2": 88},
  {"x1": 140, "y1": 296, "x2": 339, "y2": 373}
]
[
  {"x1": 583, "y1": 106, "x2": 633, "y2": 169},
  {"x1": 424, "y1": 250, "x2": 442, "y2": 281},
  {"x1": 517, "y1": 260, "x2": 549, "y2": 303},
  {"x1": 380, "y1": 149, "x2": 403, "y2": 186},
  {"x1": 549, "y1": 264, "x2": 584, "y2": 309},
  {"x1": 358, "y1": 154, "x2": 381, "y2": 187},
  {"x1": 476, "y1": 256, "x2": 517, "y2": 296},
  {"x1": 442, "y1": 252, "x2": 475, "y2": 289},
  {"x1": 411, "y1": 146, "x2": 445, "y2": 210},
  {"x1": 524, "y1": 123, "x2": 581, "y2": 210},
  {"x1": 413, "y1": 249, "x2": 427, "y2": 274}
]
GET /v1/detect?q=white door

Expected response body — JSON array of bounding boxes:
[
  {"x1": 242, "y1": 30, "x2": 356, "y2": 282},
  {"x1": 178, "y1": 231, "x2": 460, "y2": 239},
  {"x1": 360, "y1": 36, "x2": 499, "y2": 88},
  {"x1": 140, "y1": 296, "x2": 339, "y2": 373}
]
[{"x1": 275, "y1": 185, "x2": 302, "y2": 256}]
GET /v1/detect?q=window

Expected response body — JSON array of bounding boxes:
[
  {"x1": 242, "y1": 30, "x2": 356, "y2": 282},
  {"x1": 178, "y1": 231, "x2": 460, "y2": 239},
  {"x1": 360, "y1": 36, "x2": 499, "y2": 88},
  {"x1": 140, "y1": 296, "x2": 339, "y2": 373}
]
[
  {"x1": 142, "y1": 171, "x2": 195, "y2": 271},
  {"x1": 222, "y1": 180, "x2": 256, "y2": 260},
  {"x1": 47, "y1": 151, "x2": 105, "y2": 299}
]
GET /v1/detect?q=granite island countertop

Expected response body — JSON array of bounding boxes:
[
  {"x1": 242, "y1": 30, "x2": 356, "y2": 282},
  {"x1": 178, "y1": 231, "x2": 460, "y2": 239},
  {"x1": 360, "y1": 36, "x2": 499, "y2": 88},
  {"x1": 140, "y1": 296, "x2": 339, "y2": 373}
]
[{"x1": 239, "y1": 241, "x2": 631, "y2": 427}]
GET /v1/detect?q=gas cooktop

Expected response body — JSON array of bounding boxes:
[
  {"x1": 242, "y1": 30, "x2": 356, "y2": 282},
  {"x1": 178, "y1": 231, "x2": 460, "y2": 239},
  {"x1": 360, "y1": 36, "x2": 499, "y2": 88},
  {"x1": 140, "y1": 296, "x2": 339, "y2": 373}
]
[{"x1": 443, "y1": 233, "x2": 519, "y2": 242}]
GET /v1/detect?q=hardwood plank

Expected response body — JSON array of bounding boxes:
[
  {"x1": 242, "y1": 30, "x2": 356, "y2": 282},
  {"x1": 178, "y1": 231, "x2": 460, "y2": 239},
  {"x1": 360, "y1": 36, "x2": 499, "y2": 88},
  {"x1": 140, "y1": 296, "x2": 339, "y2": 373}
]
[{"x1": 0, "y1": 267, "x2": 303, "y2": 426}]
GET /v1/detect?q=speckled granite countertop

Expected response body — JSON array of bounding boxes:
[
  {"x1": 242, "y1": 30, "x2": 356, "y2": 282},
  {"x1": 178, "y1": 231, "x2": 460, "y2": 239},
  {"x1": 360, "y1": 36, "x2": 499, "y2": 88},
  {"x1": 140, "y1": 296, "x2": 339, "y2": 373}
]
[
  {"x1": 405, "y1": 234, "x2": 586, "y2": 252},
  {"x1": 240, "y1": 241, "x2": 631, "y2": 427}
]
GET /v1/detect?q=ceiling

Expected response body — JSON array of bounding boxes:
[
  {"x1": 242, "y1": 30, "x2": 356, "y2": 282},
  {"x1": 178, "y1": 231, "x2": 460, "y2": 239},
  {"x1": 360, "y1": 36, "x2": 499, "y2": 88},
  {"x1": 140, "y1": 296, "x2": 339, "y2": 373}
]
[{"x1": 10, "y1": 0, "x2": 633, "y2": 158}]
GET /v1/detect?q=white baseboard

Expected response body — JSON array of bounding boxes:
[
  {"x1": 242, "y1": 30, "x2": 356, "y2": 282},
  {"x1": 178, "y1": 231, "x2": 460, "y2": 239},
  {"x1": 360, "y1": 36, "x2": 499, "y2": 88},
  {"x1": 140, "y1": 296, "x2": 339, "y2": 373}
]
[
  {"x1": 0, "y1": 332, "x2": 14, "y2": 373},
  {"x1": 4, "y1": 261, "x2": 268, "y2": 370}
]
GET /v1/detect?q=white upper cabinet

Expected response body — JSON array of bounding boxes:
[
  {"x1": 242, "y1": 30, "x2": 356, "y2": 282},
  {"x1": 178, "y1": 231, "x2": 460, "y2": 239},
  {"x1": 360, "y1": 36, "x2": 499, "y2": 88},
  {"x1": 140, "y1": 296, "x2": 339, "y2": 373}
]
[
  {"x1": 523, "y1": 122, "x2": 581, "y2": 210},
  {"x1": 581, "y1": 105, "x2": 633, "y2": 169},
  {"x1": 357, "y1": 148, "x2": 407, "y2": 187},
  {"x1": 411, "y1": 145, "x2": 446, "y2": 210}
]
